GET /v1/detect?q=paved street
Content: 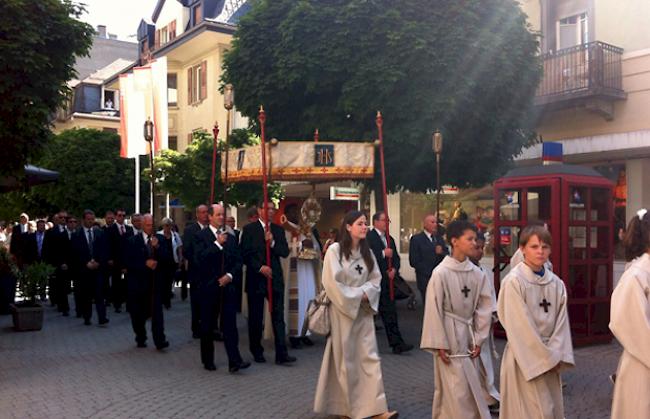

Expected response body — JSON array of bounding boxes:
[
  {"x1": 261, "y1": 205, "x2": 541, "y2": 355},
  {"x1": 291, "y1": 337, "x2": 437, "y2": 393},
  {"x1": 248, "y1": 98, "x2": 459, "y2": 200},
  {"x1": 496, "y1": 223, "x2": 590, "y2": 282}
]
[{"x1": 1, "y1": 288, "x2": 619, "y2": 419}]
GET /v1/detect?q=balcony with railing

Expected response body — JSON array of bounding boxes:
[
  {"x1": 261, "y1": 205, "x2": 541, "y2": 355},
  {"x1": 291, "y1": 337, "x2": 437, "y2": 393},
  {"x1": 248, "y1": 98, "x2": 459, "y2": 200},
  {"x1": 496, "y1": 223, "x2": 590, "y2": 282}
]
[{"x1": 535, "y1": 42, "x2": 626, "y2": 118}]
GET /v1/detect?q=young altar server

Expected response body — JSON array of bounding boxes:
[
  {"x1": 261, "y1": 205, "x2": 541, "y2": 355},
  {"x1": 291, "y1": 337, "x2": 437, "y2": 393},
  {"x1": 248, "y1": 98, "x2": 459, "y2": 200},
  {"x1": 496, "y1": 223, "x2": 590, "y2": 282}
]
[
  {"x1": 609, "y1": 208, "x2": 650, "y2": 418},
  {"x1": 314, "y1": 211, "x2": 398, "y2": 419},
  {"x1": 421, "y1": 220, "x2": 494, "y2": 419},
  {"x1": 470, "y1": 232, "x2": 500, "y2": 413},
  {"x1": 498, "y1": 225, "x2": 574, "y2": 419}
]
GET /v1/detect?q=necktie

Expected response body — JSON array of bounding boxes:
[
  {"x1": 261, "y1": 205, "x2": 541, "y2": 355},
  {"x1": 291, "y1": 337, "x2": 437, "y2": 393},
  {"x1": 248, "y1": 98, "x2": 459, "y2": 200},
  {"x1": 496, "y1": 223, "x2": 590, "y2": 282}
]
[
  {"x1": 87, "y1": 229, "x2": 94, "y2": 257},
  {"x1": 120, "y1": 224, "x2": 125, "y2": 235},
  {"x1": 37, "y1": 233, "x2": 43, "y2": 257}
]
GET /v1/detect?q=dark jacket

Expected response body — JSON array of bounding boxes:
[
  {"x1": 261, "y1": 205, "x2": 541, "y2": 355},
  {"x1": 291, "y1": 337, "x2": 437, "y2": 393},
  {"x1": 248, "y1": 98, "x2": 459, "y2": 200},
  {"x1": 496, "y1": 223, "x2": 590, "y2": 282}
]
[
  {"x1": 43, "y1": 226, "x2": 70, "y2": 268},
  {"x1": 182, "y1": 222, "x2": 205, "y2": 283},
  {"x1": 195, "y1": 226, "x2": 242, "y2": 287},
  {"x1": 70, "y1": 226, "x2": 109, "y2": 272},
  {"x1": 106, "y1": 223, "x2": 134, "y2": 268},
  {"x1": 240, "y1": 220, "x2": 289, "y2": 295},
  {"x1": 408, "y1": 231, "x2": 448, "y2": 288},
  {"x1": 124, "y1": 232, "x2": 172, "y2": 292},
  {"x1": 367, "y1": 228, "x2": 401, "y2": 279}
]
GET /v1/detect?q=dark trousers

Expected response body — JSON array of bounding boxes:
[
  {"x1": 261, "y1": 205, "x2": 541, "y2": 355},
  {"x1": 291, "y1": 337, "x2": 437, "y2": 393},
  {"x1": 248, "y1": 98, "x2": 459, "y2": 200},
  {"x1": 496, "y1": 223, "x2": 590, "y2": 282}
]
[
  {"x1": 54, "y1": 268, "x2": 70, "y2": 314},
  {"x1": 127, "y1": 278, "x2": 166, "y2": 347},
  {"x1": 247, "y1": 284, "x2": 288, "y2": 360},
  {"x1": 378, "y1": 277, "x2": 405, "y2": 347},
  {"x1": 162, "y1": 267, "x2": 174, "y2": 309},
  {"x1": 73, "y1": 277, "x2": 83, "y2": 317},
  {"x1": 111, "y1": 268, "x2": 127, "y2": 310},
  {"x1": 0, "y1": 272, "x2": 16, "y2": 314},
  {"x1": 416, "y1": 277, "x2": 429, "y2": 308},
  {"x1": 189, "y1": 280, "x2": 200, "y2": 334},
  {"x1": 80, "y1": 270, "x2": 107, "y2": 322},
  {"x1": 199, "y1": 282, "x2": 242, "y2": 367}
]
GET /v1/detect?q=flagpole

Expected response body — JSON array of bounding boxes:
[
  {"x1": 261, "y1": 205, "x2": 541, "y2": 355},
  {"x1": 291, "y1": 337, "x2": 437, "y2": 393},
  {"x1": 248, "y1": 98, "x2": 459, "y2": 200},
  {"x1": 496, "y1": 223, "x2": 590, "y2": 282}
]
[
  {"x1": 135, "y1": 157, "x2": 140, "y2": 214},
  {"x1": 376, "y1": 111, "x2": 394, "y2": 301},
  {"x1": 258, "y1": 105, "x2": 272, "y2": 313}
]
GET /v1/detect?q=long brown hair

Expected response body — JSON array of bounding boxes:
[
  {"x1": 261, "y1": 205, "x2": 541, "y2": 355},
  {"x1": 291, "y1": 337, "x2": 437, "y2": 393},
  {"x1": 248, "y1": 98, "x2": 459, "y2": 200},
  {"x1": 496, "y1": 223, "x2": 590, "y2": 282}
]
[
  {"x1": 338, "y1": 210, "x2": 374, "y2": 272},
  {"x1": 623, "y1": 209, "x2": 650, "y2": 261}
]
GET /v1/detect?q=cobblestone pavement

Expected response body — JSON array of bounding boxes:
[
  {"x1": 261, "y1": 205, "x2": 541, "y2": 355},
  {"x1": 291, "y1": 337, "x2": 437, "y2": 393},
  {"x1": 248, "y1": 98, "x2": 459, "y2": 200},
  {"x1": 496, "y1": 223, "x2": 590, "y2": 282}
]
[{"x1": 0, "y1": 288, "x2": 620, "y2": 419}]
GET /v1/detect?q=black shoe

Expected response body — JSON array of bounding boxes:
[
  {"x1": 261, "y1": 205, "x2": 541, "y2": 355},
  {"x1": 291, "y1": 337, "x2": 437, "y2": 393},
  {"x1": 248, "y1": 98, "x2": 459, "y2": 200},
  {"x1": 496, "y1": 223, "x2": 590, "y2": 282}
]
[
  {"x1": 392, "y1": 343, "x2": 414, "y2": 355},
  {"x1": 62, "y1": 311, "x2": 69, "y2": 317},
  {"x1": 213, "y1": 331, "x2": 224, "y2": 341},
  {"x1": 253, "y1": 355, "x2": 266, "y2": 363},
  {"x1": 156, "y1": 341, "x2": 170, "y2": 350},
  {"x1": 275, "y1": 355, "x2": 297, "y2": 365},
  {"x1": 84, "y1": 319, "x2": 91, "y2": 326},
  {"x1": 488, "y1": 402, "x2": 500, "y2": 414},
  {"x1": 229, "y1": 361, "x2": 251, "y2": 373},
  {"x1": 98, "y1": 318, "x2": 109, "y2": 326},
  {"x1": 192, "y1": 332, "x2": 200, "y2": 339},
  {"x1": 302, "y1": 336, "x2": 314, "y2": 346},
  {"x1": 137, "y1": 342, "x2": 147, "y2": 348},
  {"x1": 204, "y1": 364, "x2": 217, "y2": 371},
  {"x1": 289, "y1": 337, "x2": 302, "y2": 349}
]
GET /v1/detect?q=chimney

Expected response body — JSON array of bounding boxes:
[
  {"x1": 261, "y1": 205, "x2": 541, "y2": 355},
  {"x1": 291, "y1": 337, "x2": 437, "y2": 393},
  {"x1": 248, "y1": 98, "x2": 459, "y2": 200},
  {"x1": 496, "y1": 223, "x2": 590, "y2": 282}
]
[{"x1": 97, "y1": 25, "x2": 107, "y2": 38}]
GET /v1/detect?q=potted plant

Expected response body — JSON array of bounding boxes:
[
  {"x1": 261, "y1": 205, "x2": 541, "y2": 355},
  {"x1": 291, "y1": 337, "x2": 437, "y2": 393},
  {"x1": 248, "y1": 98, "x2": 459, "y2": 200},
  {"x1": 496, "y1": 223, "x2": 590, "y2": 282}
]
[
  {"x1": 0, "y1": 248, "x2": 17, "y2": 315},
  {"x1": 11, "y1": 261, "x2": 54, "y2": 331}
]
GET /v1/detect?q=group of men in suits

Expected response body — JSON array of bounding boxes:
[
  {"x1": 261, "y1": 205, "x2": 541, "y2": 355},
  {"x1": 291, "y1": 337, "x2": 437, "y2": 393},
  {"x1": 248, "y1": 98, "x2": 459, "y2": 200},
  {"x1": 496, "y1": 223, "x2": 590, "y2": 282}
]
[{"x1": 182, "y1": 202, "x2": 296, "y2": 372}]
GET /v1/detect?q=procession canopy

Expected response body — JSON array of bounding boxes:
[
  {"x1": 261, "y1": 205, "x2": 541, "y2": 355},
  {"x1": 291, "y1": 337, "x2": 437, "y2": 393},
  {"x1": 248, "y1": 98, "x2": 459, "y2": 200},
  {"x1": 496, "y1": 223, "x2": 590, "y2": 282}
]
[{"x1": 223, "y1": 140, "x2": 375, "y2": 182}]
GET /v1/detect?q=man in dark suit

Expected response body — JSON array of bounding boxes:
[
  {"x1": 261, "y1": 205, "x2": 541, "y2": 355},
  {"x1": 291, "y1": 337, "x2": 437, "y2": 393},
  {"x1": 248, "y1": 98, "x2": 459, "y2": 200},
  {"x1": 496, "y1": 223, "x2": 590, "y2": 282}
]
[
  {"x1": 10, "y1": 213, "x2": 30, "y2": 268},
  {"x1": 240, "y1": 201, "x2": 295, "y2": 365},
  {"x1": 124, "y1": 214, "x2": 170, "y2": 350},
  {"x1": 106, "y1": 208, "x2": 134, "y2": 313},
  {"x1": 70, "y1": 209, "x2": 109, "y2": 326},
  {"x1": 65, "y1": 216, "x2": 82, "y2": 317},
  {"x1": 368, "y1": 211, "x2": 413, "y2": 355},
  {"x1": 409, "y1": 214, "x2": 448, "y2": 305},
  {"x1": 44, "y1": 211, "x2": 72, "y2": 315},
  {"x1": 23, "y1": 219, "x2": 47, "y2": 265},
  {"x1": 195, "y1": 204, "x2": 250, "y2": 372},
  {"x1": 182, "y1": 204, "x2": 209, "y2": 338},
  {"x1": 226, "y1": 215, "x2": 243, "y2": 312}
]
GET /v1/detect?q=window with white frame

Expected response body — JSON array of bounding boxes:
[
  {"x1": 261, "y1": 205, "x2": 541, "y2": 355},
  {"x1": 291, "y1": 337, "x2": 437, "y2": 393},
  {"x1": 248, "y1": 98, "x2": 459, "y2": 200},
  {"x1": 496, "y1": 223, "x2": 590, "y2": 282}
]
[
  {"x1": 187, "y1": 61, "x2": 207, "y2": 105},
  {"x1": 557, "y1": 13, "x2": 588, "y2": 50}
]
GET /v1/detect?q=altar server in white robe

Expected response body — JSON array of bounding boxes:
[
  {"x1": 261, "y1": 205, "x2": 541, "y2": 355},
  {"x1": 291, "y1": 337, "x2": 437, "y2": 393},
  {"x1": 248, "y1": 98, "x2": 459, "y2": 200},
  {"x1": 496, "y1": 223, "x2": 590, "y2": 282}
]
[
  {"x1": 421, "y1": 220, "x2": 494, "y2": 419},
  {"x1": 498, "y1": 225, "x2": 574, "y2": 419},
  {"x1": 314, "y1": 211, "x2": 398, "y2": 419},
  {"x1": 610, "y1": 208, "x2": 650, "y2": 418},
  {"x1": 470, "y1": 232, "x2": 500, "y2": 412},
  {"x1": 510, "y1": 222, "x2": 553, "y2": 272}
]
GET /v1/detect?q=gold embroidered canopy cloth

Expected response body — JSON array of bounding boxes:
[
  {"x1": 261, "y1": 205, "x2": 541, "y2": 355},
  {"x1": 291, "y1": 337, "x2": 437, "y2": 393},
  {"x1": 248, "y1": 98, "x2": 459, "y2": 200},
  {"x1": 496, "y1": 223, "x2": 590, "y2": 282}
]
[{"x1": 222, "y1": 141, "x2": 375, "y2": 182}]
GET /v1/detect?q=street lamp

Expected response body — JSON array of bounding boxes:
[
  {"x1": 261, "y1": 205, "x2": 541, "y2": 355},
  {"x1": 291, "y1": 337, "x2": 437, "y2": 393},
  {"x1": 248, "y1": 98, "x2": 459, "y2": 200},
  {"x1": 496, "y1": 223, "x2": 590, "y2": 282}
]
[
  {"x1": 433, "y1": 130, "x2": 443, "y2": 220},
  {"x1": 223, "y1": 84, "x2": 234, "y2": 213},
  {"x1": 144, "y1": 118, "x2": 155, "y2": 216}
]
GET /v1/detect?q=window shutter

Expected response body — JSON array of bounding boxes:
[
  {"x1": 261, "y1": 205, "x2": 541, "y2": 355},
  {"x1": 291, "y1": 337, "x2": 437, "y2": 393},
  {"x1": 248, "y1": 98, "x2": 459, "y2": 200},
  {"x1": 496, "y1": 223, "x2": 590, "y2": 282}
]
[
  {"x1": 170, "y1": 20, "x2": 176, "y2": 40},
  {"x1": 154, "y1": 30, "x2": 160, "y2": 49},
  {"x1": 187, "y1": 133, "x2": 193, "y2": 145},
  {"x1": 187, "y1": 67, "x2": 193, "y2": 105},
  {"x1": 200, "y1": 61, "x2": 207, "y2": 101}
]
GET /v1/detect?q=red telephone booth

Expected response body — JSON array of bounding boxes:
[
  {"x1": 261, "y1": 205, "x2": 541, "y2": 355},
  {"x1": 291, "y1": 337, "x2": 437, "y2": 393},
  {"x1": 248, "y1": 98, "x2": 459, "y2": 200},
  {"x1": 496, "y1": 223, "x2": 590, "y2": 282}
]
[{"x1": 493, "y1": 163, "x2": 614, "y2": 345}]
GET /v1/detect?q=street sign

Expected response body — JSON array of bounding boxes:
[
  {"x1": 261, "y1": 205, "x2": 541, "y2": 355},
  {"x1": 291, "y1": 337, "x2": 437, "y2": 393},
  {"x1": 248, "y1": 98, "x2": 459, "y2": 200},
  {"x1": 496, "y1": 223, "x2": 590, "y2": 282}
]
[{"x1": 330, "y1": 186, "x2": 360, "y2": 201}]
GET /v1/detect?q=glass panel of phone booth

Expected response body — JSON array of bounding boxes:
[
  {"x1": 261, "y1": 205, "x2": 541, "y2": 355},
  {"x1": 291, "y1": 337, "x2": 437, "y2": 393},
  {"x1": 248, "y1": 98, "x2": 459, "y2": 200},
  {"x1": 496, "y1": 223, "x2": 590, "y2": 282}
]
[
  {"x1": 568, "y1": 304, "x2": 588, "y2": 338},
  {"x1": 527, "y1": 186, "x2": 552, "y2": 223},
  {"x1": 591, "y1": 264, "x2": 609, "y2": 297},
  {"x1": 590, "y1": 188, "x2": 610, "y2": 221},
  {"x1": 568, "y1": 264, "x2": 589, "y2": 298},
  {"x1": 498, "y1": 226, "x2": 520, "y2": 260},
  {"x1": 499, "y1": 190, "x2": 521, "y2": 221},
  {"x1": 590, "y1": 226, "x2": 610, "y2": 259},
  {"x1": 569, "y1": 186, "x2": 588, "y2": 221},
  {"x1": 590, "y1": 302, "x2": 610, "y2": 335},
  {"x1": 568, "y1": 226, "x2": 588, "y2": 259}
]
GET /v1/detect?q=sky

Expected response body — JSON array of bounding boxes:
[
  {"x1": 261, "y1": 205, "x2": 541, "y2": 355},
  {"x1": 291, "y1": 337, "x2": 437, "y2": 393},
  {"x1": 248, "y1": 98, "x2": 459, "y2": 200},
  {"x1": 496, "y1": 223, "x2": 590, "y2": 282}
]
[{"x1": 76, "y1": 0, "x2": 159, "y2": 42}]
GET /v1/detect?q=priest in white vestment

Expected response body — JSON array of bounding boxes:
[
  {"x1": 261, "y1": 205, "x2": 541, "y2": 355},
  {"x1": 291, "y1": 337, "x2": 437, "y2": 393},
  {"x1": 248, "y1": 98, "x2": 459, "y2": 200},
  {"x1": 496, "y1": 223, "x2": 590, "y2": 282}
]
[
  {"x1": 421, "y1": 221, "x2": 495, "y2": 419},
  {"x1": 610, "y1": 252, "x2": 650, "y2": 417},
  {"x1": 314, "y1": 211, "x2": 397, "y2": 419},
  {"x1": 498, "y1": 227, "x2": 574, "y2": 419}
]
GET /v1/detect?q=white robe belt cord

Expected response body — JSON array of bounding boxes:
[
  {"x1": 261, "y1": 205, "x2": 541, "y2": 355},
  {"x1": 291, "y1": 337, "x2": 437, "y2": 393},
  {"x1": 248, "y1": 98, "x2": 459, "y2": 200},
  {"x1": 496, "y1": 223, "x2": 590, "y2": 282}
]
[{"x1": 443, "y1": 311, "x2": 476, "y2": 358}]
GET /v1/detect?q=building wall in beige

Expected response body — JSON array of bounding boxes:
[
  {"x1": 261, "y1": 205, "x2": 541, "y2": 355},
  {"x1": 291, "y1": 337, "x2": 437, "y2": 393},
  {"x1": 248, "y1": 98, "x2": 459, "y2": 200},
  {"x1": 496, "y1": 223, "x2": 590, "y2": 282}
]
[
  {"x1": 595, "y1": 0, "x2": 650, "y2": 52},
  {"x1": 52, "y1": 115, "x2": 120, "y2": 134}
]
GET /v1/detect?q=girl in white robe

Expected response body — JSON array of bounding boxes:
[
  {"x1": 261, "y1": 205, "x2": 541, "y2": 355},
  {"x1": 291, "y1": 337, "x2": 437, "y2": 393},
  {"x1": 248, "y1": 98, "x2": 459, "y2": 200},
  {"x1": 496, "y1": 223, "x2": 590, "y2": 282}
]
[
  {"x1": 498, "y1": 225, "x2": 574, "y2": 419},
  {"x1": 610, "y1": 208, "x2": 650, "y2": 417},
  {"x1": 421, "y1": 220, "x2": 495, "y2": 419},
  {"x1": 314, "y1": 211, "x2": 398, "y2": 419}
]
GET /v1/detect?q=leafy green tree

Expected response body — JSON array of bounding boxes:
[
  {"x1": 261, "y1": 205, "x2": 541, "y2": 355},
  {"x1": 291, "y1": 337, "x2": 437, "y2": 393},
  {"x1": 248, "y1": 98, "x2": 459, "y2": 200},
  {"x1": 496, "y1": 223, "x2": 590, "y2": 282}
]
[
  {"x1": 222, "y1": 0, "x2": 541, "y2": 192},
  {"x1": 154, "y1": 129, "x2": 282, "y2": 210},
  {"x1": 0, "y1": 129, "x2": 140, "y2": 220},
  {"x1": 0, "y1": 0, "x2": 94, "y2": 177}
]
